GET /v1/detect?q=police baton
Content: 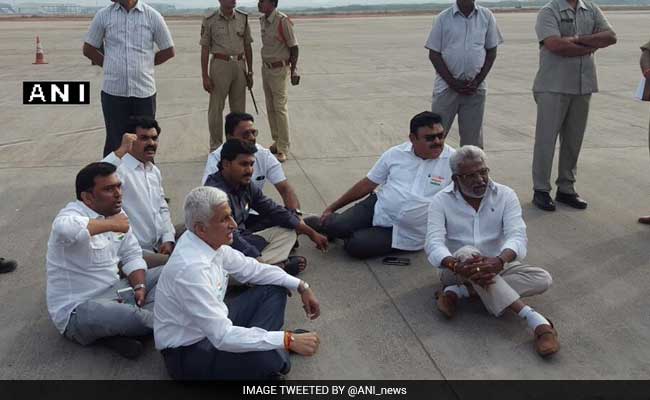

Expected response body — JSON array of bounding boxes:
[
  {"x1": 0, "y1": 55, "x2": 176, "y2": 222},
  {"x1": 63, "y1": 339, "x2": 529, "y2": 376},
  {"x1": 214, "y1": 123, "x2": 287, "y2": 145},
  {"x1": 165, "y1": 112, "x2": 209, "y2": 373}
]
[{"x1": 248, "y1": 86, "x2": 259, "y2": 115}]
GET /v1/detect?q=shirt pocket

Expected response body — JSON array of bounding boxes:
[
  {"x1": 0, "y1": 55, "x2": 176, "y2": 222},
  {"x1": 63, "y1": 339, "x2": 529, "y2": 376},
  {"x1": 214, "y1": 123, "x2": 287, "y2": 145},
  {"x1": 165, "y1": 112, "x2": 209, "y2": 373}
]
[
  {"x1": 559, "y1": 14, "x2": 576, "y2": 37},
  {"x1": 212, "y1": 25, "x2": 226, "y2": 43},
  {"x1": 89, "y1": 236, "x2": 113, "y2": 264},
  {"x1": 470, "y1": 26, "x2": 488, "y2": 48}
]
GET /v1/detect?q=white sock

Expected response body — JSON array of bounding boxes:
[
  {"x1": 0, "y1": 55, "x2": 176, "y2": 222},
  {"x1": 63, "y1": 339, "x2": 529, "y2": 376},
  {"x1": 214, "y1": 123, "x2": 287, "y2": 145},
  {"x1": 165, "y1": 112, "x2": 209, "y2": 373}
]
[
  {"x1": 443, "y1": 284, "x2": 470, "y2": 299},
  {"x1": 518, "y1": 306, "x2": 550, "y2": 330}
]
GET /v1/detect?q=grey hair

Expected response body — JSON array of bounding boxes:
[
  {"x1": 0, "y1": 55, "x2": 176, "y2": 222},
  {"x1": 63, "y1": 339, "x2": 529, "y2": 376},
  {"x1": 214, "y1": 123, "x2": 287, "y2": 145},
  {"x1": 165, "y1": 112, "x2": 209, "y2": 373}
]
[
  {"x1": 449, "y1": 145, "x2": 487, "y2": 175},
  {"x1": 184, "y1": 186, "x2": 230, "y2": 233},
  {"x1": 453, "y1": 245, "x2": 482, "y2": 262}
]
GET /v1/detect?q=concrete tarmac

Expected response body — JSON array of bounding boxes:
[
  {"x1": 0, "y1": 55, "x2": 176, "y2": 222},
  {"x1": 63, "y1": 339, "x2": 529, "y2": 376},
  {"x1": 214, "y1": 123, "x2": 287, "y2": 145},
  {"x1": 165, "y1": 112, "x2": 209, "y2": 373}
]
[{"x1": 1, "y1": 10, "x2": 649, "y2": 381}]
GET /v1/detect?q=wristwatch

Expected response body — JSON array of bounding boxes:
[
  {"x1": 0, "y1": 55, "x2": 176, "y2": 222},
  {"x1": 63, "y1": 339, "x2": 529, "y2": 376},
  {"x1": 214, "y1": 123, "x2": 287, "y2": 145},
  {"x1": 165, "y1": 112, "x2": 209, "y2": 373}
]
[
  {"x1": 133, "y1": 283, "x2": 146, "y2": 292},
  {"x1": 297, "y1": 281, "x2": 310, "y2": 294}
]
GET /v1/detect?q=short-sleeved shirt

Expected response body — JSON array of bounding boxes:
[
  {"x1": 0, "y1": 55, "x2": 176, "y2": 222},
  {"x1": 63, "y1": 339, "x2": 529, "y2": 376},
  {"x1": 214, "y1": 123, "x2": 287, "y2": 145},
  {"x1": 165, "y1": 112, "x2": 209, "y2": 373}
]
[
  {"x1": 260, "y1": 9, "x2": 298, "y2": 62},
  {"x1": 533, "y1": 0, "x2": 614, "y2": 95},
  {"x1": 201, "y1": 143, "x2": 286, "y2": 188},
  {"x1": 367, "y1": 142, "x2": 455, "y2": 251},
  {"x1": 85, "y1": 1, "x2": 174, "y2": 98},
  {"x1": 425, "y1": 3, "x2": 504, "y2": 95},
  {"x1": 200, "y1": 8, "x2": 252, "y2": 55}
]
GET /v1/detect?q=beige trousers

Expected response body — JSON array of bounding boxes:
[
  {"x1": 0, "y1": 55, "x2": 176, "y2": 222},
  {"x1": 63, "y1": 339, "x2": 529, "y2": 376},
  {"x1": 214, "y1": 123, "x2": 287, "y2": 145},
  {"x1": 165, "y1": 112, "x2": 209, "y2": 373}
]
[
  {"x1": 255, "y1": 226, "x2": 297, "y2": 265},
  {"x1": 208, "y1": 58, "x2": 247, "y2": 151},
  {"x1": 439, "y1": 261, "x2": 552, "y2": 317},
  {"x1": 262, "y1": 64, "x2": 290, "y2": 154}
]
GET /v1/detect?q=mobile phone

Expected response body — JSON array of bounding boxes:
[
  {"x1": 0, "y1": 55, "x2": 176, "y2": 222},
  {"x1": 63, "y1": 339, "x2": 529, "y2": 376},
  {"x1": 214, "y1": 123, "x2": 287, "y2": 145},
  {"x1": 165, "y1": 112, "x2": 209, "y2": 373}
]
[
  {"x1": 117, "y1": 287, "x2": 136, "y2": 305},
  {"x1": 382, "y1": 256, "x2": 411, "y2": 266}
]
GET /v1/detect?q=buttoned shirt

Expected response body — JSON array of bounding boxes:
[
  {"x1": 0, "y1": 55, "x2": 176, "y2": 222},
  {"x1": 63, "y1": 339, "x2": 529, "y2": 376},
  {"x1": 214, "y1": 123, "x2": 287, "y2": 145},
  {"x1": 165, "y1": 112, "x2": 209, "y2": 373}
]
[
  {"x1": 46, "y1": 201, "x2": 146, "y2": 333},
  {"x1": 202, "y1": 143, "x2": 286, "y2": 188},
  {"x1": 103, "y1": 152, "x2": 175, "y2": 251},
  {"x1": 425, "y1": 3, "x2": 504, "y2": 95},
  {"x1": 367, "y1": 142, "x2": 455, "y2": 251},
  {"x1": 260, "y1": 9, "x2": 298, "y2": 62},
  {"x1": 199, "y1": 8, "x2": 252, "y2": 55},
  {"x1": 425, "y1": 181, "x2": 528, "y2": 268},
  {"x1": 85, "y1": 1, "x2": 174, "y2": 98},
  {"x1": 205, "y1": 171, "x2": 300, "y2": 258},
  {"x1": 154, "y1": 231, "x2": 300, "y2": 350},
  {"x1": 533, "y1": 0, "x2": 613, "y2": 95}
]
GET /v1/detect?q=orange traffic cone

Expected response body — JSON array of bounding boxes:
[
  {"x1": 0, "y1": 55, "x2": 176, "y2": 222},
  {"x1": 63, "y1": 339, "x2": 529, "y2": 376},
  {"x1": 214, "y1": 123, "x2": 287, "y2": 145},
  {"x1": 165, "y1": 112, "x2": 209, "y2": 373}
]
[{"x1": 33, "y1": 35, "x2": 48, "y2": 65}]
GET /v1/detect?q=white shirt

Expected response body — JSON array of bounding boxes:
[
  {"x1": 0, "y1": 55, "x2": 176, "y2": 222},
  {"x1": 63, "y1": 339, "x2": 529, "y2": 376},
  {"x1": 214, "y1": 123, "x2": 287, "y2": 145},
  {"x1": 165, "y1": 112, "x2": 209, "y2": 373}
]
[
  {"x1": 425, "y1": 180, "x2": 528, "y2": 268},
  {"x1": 367, "y1": 142, "x2": 455, "y2": 251},
  {"x1": 84, "y1": 1, "x2": 174, "y2": 98},
  {"x1": 154, "y1": 231, "x2": 301, "y2": 351},
  {"x1": 424, "y1": 3, "x2": 504, "y2": 94},
  {"x1": 103, "y1": 152, "x2": 175, "y2": 251},
  {"x1": 46, "y1": 201, "x2": 146, "y2": 334},
  {"x1": 202, "y1": 143, "x2": 287, "y2": 189}
]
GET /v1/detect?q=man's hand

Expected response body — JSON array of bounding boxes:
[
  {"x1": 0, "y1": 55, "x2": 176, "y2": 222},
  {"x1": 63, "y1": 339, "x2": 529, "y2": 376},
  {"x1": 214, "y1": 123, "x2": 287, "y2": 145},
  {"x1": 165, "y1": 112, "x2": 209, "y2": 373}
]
[
  {"x1": 310, "y1": 232, "x2": 329, "y2": 251},
  {"x1": 246, "y1": 72, "x2": 253, "y2": 89},
  {"x1": 107, "y1": 213, "x2": 130, "y2": 233},
  {"x1": 289, "y1": 332, "x2": 320, "y2": 356},
  {"x1": 134, "y1": 287, "x2": 146, "y2": 307},
  {"x1": 300, "y1": 287, "x2": 321, "y2": 320},
  {"x1": 159, "y1": 241, "x2": 175, "y2": 255},
  {"x1": 458, "y1": 256, "x2": 502, "y2": 288},
  {"x1": 202, "y1": 75, "x2": 213, "y2": 93},
  {"x1": 115, "y1": 133, "x2": 137, "y2": 158}
]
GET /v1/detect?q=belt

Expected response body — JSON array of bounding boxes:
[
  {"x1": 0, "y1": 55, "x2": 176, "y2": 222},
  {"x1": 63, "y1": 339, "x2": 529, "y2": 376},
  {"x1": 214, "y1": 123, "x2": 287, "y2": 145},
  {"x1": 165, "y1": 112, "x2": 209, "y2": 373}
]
[
  {"x1": 213, "y1": 53, "x2": 244, "y2": 61},
  {"x1": 263, "y1": 60, "x2": 289, "y2": 69}
]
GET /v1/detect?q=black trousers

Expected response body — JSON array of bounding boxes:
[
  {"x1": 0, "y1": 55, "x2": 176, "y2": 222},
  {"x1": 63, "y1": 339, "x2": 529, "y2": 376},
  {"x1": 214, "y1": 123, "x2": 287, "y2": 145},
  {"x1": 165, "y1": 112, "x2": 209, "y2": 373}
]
[
  {"x1": 161, "y1": 285, "x2": 291, "y2": 380},
  {"x1": 322, "y1": 193, "x2": 396, "y2": 259},
  {"x1": 100, "y1": 91, "x2": 156, "y2": 156}
]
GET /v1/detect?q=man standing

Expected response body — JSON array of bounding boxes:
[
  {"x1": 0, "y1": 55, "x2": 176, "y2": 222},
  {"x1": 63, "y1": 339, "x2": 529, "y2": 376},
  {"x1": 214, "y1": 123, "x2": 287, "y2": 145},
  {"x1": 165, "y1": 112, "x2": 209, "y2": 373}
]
[
  {"x1": 258, "y1": 0, "x2": 300, "y2": 163},
  {"x1": 205, "y1": 140, "x2": 327, "y2": 274},
  {"x1": 425, "y1": 0, "x2": 503, "y2": 148},
  {"x1": 531, "y1": 0, "x2": 616, "y2": 211},
  {"x1": 305, "y1": 112, "x2": 455, "y2": 259},
  {"x1": 426, "y1": 146, "x2": 559, "y2": 357},
  {"x1": 638, "y1": 39, "x2": 650, "y2": 224},
  {"x1": 46, "y1": 163, "x2": 161, "y2": 359},
  {"x1": 83, "y1": 0, "x2": 175, "y2": 157},
  {"x1": 103, "y1": 116, "x2": 175, "y2": 268},
  {"x1": 154, "y1": 186, "x2": 320, "y2": 380},
  {"x1": 202, "y1": 112, "x2": 301, "y2": 213},
  {"x1": 200, "y1": 0, "x2": 254, "y2": 152}
]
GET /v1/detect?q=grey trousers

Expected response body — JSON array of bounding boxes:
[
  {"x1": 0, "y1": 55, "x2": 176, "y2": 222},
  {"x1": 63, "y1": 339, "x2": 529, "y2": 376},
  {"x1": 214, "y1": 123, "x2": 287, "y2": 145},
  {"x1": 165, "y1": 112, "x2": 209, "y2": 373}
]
[
  {"x1": 439, "y1": 261, "x2": 552, "y2": 316},
  {"x1": 532, "y1": 92, "x2": 591, "y2": 194},
  {"x1": 322, "y1": 193, "x2": 395, "y2": 259},
  {"x1": 64, "y1": 267, "x2": 162, "y2": 346},
  {"x1": 431, "y1": 88, "x2": 486, "y2": 148}
]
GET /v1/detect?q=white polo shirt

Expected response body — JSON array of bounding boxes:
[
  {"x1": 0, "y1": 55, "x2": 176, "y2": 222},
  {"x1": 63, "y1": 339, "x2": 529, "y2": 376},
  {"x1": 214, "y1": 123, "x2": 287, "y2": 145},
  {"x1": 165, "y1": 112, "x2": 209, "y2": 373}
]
[
  {"x1": 425, "y1": 180, "x2": 528, "y2": 268},
  {"x1": 367, "y1": 142, "x2": 455, "y2": 251},
  {"x1": 202, "y1": 143, "x2": 287, "y2": 189}
]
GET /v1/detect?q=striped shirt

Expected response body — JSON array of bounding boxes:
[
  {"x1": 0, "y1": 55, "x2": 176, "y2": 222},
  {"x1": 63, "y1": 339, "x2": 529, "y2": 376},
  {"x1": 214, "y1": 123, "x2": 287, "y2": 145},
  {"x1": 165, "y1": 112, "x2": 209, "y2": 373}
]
[{"x1": 85, "y1": 1, "x2": 174, "y2": 98}]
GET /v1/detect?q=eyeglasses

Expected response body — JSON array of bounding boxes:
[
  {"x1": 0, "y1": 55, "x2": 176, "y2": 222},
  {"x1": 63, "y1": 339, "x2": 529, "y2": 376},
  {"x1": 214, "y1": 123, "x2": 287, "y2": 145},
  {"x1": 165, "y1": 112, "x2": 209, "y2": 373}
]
[
  {"x1": 457, "y1": 168, "x2": 490, "y2": 181},
  {"x1": 422, "y1": 133, "x2": 446, "y2": 142},
  {"x1": 240, "y1": 129, "x2": 258, "y2": 138}
]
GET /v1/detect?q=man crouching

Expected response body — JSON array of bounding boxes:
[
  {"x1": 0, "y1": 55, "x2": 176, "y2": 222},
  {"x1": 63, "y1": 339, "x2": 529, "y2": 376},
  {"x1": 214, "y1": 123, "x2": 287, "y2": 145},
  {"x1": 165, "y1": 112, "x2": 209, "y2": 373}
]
[
  {"x1": 154, "y1": 186, "x2": 320, "y2": 380},
  {"x1": 425, "y1": 145, "x2": 559, "y2": 357}
]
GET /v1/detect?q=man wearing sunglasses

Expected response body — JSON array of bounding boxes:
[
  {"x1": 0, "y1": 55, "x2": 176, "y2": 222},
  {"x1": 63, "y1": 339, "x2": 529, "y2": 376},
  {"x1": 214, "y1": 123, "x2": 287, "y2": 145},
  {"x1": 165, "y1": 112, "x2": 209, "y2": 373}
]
[
  {"x1": 202, "y1": 112, "x2": 301, "y2": 224},
  {"x1": 305, "y1": 111, "x2": 455, "y2": 259},
  {"x1": 425, "y1": 145, "x2": 559, "y2": 357}
]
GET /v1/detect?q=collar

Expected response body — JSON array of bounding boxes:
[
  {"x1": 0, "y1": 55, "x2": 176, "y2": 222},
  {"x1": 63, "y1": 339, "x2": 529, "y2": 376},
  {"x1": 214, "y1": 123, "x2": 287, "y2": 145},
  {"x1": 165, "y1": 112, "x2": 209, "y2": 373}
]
[
  {"x1": 76, "y1": 200, "x2": 103, "y2": 219},
  {"x1": 452, "y1": 1, "x2": 477, "y2": 17},
  {"x1": 218, "y1": 7, "x2": 235, "y2": 20},
  {"x1": 122, "y1": 153, "x2": 151, "y2": 171},
  {"x1": 559, "y1": 0, "x2": 588, "y2": 11},
  {"x1": 185, "y1": 231, "x2": 220, "y2": 261},
  {"x1": 263, "y1": 8, "x2": 278, "y2": 24},
  {"x1": 114, "y1": 1, "x2": 143, "y2": 12},
  {"x1": 209, "y1": 171, "x2": 243, "y2": 194}
]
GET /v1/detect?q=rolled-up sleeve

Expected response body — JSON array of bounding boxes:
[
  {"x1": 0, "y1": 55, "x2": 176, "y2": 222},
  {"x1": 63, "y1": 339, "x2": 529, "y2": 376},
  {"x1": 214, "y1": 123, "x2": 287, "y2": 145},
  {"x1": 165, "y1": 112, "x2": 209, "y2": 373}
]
[
  {"x1": 500, "y1": 189, "x2": 528, "y2": 260},
  {"x1": 85, "y1": 9, "x2": 105, "y2": 48},
  {"x1": 425, "y1": 194, "x2": 452, "y2": 268},
  {"x1": 178, "y1": 265, "x2": 284, "y2": 352},
  {"x1": 119, "y1": 229, "x2": 147, "y2": 276}
]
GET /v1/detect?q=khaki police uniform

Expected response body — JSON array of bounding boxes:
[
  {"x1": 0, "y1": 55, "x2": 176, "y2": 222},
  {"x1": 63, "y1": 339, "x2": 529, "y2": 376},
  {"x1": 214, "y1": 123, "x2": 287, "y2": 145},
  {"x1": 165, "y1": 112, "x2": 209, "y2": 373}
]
[
  {"x1": 532, "y1": 0, "x2": 613, "y2": 195},
  {"x1": 260, "y1": 9, "x2": 298, "y2": 157},
  {"x1": 200, "y1": 8, "x2": 253, "y2": 151}
]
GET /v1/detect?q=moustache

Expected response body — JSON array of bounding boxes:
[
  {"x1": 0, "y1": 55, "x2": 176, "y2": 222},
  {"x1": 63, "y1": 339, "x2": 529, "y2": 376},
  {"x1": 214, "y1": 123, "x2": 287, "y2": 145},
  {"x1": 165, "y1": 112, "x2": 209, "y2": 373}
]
[
  {"x1": 429, "y1": 144, "x2": 442, "y2": 149},
  {"x1": 145, "y1": 146, "x2": 156, "y2": 152}
]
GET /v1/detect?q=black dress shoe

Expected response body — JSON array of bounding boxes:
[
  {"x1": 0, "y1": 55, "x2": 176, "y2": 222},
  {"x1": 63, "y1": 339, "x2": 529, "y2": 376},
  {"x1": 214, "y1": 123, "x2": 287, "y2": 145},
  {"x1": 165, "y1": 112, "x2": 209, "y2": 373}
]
[
  {"x1": 555, "y1": 192, "x2": 588, "y2": 210},
  {"x1": 533, "y1": 191, "x2": 556, "y2": 211},
  {"x1": 0, "y1": 258, "x2": 17, "y2": 274}
]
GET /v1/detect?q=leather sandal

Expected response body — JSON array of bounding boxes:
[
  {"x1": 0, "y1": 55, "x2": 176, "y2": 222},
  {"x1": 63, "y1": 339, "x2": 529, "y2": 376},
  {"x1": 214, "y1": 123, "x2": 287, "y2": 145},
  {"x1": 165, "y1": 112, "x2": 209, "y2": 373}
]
[
  {"x1": 435, "y1": 290, "x2": 457, "y2": 319},
  {"x1": 534, "y1": 320, "x2": 560, "y2": 357}
]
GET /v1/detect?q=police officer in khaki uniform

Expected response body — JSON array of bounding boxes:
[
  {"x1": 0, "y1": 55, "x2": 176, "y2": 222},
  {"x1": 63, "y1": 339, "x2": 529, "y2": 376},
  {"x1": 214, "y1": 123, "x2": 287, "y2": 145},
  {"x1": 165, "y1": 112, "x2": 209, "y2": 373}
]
[
  {"x1": 201, "y1": 0, "x2": 253, "y2": 152},
  {"x1": 638, "y1": 38, "x2": 650, "y2": 224},
  {"x1": 258, "y1": 0, "x2": 299, "y2": 163}
]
